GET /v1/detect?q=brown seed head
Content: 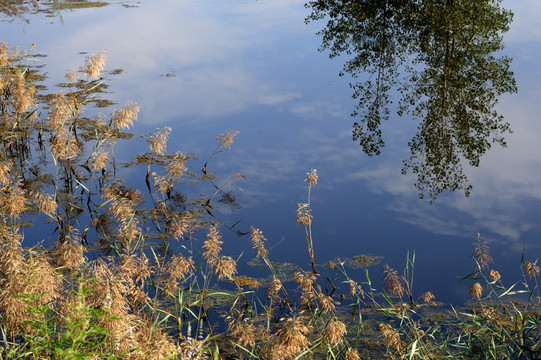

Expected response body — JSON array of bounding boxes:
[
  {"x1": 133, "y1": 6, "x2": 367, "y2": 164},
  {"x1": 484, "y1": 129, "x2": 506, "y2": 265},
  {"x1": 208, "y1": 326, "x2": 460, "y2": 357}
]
[
  {"x1": 471, "y1": 233, "x2": 493, "y2": 270},
  {"x1": 12, "y1": 68, "x2": 36, "y2": 114},
  {"x1": 111, "y1": 101, "x2": 140, "y2": 131},
  {"x1": 317, "y1": 292, "x2": 338, "y2": 313},
  {"x1": 0, "y1": 159, "x2": 12, "y2": 186},
  {"x1": 216, "y1": 128, "x2": 239, "y2": 149},
  {"x1": 305, "y1": 169, "x2": 318, "y2": 188},
  {"x1": 81, "y1": 50, "x2": 107, "y2": 78},
  {"x1": 295, "y1": 203, "x2": 312, "y2": 227},
  {"x1": 166, "y1": 154, "x2": 188, "y2": 179},
  {"x1": 54, "y1": 240, "x2": 85, "y2": 271},
  {"x1": 267, "y1": 276, "x2": 283, "y2": 299},
  {"x1": 347, "y1": 279, "x2": 364, "y2": 298},
  {"x1": 169, "y1": 212, "x2": 193, "y2": 240},
  {"x1": 0, "y1": 178, "x2": 27, "y2": 218},
  {"x1": 275, "y1": 314, "x2": 310, "y2": 359},
  {"x1": 249, "y1": 226, "x2": 268, "y2": 258},
  {"x1": 65, "y1": 68, "x2": 78, "y2": 83},
  {"x1": 226, "y1": 315, "x2": 261, "y2": 347},
  {"x1": 203, "y1": 225, "x2": 222, "y2": 261},
  {"x1": 382, "y1": 264, "x2": 405, "y2": 297},
  {"x1": 470, "y1": 282, "x2": 483, "y2": 300},
  {"x1": 163, "y1": 253, "x2": 194, "y2": 294},
  {"x1": 0, "y1": 226, "x2": 24, "y2": 275},
  {"x1": 47, "y1": 93, "x2": 73, "y2": 130},
  {"x1": 213, "y1": 255, "x2": 237, "y2": 280},
  {"x1": 91, "y1": 146, "x2": 109, "y2": 171},
  {"x1": 148, "y1": 126, "x2": 172, "y2": 156},
  {"x1": 0, "y1": 41, "x2": 8, "y2": 67},
  {"x1": 50, "y1": 128, "x2": 82, "y2": 160},
  {"x1": 525, "y1": 261, "x2": 540, "y2": 279},
  {"x1": 489, "y1": 269, "x2": 501, "y2": 282},
  {"x1": 379, "y1": 323, "x2": 402, "y2": 352},
  {"x1": 294, "y1": 270, "x2": 317, "y2": 305},
  {"x1": 152, "y1": 172, "x2": 172, "y2": 194},
  {"x1": 345, "y1": 348, "x2": 361, "y2": 360},
  {"x1": 322, "y1": 317, "x2": 347, "y2": 346},
  {"x1": 420, "y1": 291, "x2": 435, "y2": 303},
  {"x1": 30, "y1": 190, "x2": 57, "y2": 214}
]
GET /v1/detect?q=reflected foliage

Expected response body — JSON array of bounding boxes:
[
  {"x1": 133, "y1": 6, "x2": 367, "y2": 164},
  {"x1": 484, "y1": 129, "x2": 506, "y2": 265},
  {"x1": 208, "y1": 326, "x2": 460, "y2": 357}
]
[{"x1": 306, "y1": 0, "x2": 516, "y2": 201}]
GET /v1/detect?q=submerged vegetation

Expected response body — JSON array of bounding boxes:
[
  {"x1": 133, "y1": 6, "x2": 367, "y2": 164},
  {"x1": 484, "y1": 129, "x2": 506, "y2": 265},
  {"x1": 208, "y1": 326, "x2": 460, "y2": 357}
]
[
  {"x1": 0, "y1": 0, "x2": 111, "y2": 22},
  {"x1": 0, "y1": 42, "x2": 539, "y2": 359}
]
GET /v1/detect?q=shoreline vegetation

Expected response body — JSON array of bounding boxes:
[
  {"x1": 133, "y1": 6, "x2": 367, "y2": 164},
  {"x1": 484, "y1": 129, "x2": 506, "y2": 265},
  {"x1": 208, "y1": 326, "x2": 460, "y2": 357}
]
[{"x1": 1, "y1": 43, "x2": 540, "y2": 359}]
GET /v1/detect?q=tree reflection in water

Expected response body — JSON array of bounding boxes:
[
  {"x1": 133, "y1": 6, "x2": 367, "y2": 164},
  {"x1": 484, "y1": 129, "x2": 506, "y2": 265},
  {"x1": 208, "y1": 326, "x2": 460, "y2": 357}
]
[{"x1": 306, "y1": 0, "x2": 516, "y2": 201}]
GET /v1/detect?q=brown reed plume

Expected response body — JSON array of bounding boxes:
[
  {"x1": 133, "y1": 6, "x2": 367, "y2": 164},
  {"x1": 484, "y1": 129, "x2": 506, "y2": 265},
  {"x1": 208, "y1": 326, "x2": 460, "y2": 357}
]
[
  {"x1": 0, "y1": 224, "x2": 24, "y2": 275},
  {"x1": 297, "y1": 169, "x2": 318, "y2": 274},
  {"x1": 162, "y1": 253, "x2": 194, "y2": 295},
  {"x1": 0, "y1": 251, "x2": 60, "y2": 337},
  {"x1": 379, "y1": 323, "x2": 402, "y2": 354},
  {"x1": 0, "y1": 177, "x2": 26, "y2": 218},
  {"x1": 524, "y1": 261, "x2": 540, "y2": 279},
  {"x1": 226, "y1": 312, "x2": 262, "y2": 348},
  {"x1": 420, "y1": 291, "x2": 435, "y2": 303},
  {"x1": 322, "y1": 317, "x2": 347, "y2": 346},
  {"x1": 267, "y1": 276, "x2": 283, "y2": 300},
  {"x1": 65, "y1": 68, "x2": 78, "y2": 83},
  {"x1": 90, "y1": 145, "x2": 109, "y2": 171},
  {"x1": 110, "y1": 101, "x2": 140, "y2": 131},
  {"x1": 0, "y1": 159, "x2": 12, "y2": 186},
  {"x1": 12, "y1": 67, "x2": 36, "y2": 115},
  {"x1": 471, "y1": 232, "x2": 493, "y2": 270},
  {"x1": 347, "y1": 279, "x2": 364, "y2": 298},
  {"x1": 81, "y1": 50, "x2": 107, "y2": 79},
  {"x1": 29, "y1": 189, "x2": 57, "y2": 214},
  {"x1": 216, "y1": 128, "x2": 239, "y2": 149},
  {"x1": 270, "y1": 313, "x2": 310, "y2": 360},
  {"x1": 249, "y1": 225, "x2": 268, "y2": 258},
  {"x1": 202, "y1": 224, "x2": 222, "y2": 261},
  {"x1": 148, "y1": 126, "x2": 172, "y2": 156},
  {"x1": 88, "y1": 258, "x2": 139, "y2": 354},
  {"x1": 345, "y1": 348, "x2": 361, "y2": 360},
  {"x1": 202, "y1": 225, "x2": 237, "y2": 280},
  {"x1": 166, "y1": 153, "x2": 188, "y2": 180},
  {"x1": 469, "y1": 282, "x2": 483, "y2": 299},
  {"x1": 293, "y1": 270, "x2": 317, "y2": 307},
  {"x1": 168, "y1": 212, "x2": 194, "y2": 240},
  {"x1": 46, "y1": 93, "x2": 75, "y2": 131},
  {"x1": 102, "y1": 182, "x2": 143, "y2": 246},
  {"x1": 53, "y1": 225, "x2": 85, "y2": 271},
  {"x1": 50, "y1": 127, "x2": 83, "y2": 160},
  {"x1": 382, "y1": 264, "x2": 406, "y2": 297},
  {"x1": 489, "y1": 269, "x2": 501, "y2": 282},
  {"x1": 295, "y1": 202, "x2": 312, "y2": 227}
]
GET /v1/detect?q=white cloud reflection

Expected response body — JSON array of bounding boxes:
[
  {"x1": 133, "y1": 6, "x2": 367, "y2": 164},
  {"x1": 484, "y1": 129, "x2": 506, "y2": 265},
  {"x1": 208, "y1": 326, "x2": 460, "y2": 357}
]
[
  {"x1": 28, "y1": 0, "x2": 317, "y2": 124},
  {"x1": 2, "y1": 0, "x2": 539, "y2": 252}
]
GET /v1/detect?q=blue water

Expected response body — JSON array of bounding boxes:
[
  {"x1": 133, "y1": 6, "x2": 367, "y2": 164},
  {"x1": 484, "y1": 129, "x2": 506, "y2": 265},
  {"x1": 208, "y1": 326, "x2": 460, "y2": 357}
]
[{"x1": 1, "y1": 0, "x2": 540, "y2": 306}]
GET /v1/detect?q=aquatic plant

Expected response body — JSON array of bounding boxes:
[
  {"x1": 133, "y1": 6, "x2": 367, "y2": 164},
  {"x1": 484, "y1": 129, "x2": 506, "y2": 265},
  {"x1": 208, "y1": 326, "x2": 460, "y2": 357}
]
[{"x1": 0, "y1": 41, "x2": 539, "y2": 359}]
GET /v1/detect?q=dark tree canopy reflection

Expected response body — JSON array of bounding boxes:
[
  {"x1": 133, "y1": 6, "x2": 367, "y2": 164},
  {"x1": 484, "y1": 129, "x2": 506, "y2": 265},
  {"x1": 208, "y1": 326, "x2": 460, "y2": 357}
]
[{"x1": 306, "y1": 0, "x2": 516, "y2": 201}]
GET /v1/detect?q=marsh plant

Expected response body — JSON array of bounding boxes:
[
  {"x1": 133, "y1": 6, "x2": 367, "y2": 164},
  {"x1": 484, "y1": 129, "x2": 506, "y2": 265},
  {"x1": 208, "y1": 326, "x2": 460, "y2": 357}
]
[{"x1": 0, "y1": 41, "x2": 539, "y2": 359}]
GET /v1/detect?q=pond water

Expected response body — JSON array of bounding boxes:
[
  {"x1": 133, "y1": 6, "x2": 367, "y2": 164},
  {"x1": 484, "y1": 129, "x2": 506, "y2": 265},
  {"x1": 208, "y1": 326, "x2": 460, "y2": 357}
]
[{"x1": 1, "y1": 0, "x2": 540, "y2": 306}]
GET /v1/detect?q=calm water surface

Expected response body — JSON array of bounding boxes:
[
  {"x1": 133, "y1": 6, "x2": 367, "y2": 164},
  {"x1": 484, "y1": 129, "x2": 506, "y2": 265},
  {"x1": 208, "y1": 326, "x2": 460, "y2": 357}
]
[{"x1": 1, "y1": 0, "x2": 540, "y2": 305}]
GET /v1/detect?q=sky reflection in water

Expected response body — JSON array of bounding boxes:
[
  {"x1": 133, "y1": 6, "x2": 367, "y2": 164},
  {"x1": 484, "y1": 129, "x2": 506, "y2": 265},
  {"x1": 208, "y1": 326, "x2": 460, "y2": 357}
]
[{"x1": 1, "y1": 0, "x2": 540, "y2": 305}]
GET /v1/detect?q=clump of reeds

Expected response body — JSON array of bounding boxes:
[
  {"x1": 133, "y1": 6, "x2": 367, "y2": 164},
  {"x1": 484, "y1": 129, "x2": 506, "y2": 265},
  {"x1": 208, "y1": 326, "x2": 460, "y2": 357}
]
[
  {"x1": 0, "y1": 40, "x2": 539, "y2": 360},
  {"x1": 296, "y1": 169, "x2": 318, "y2": 274}
]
